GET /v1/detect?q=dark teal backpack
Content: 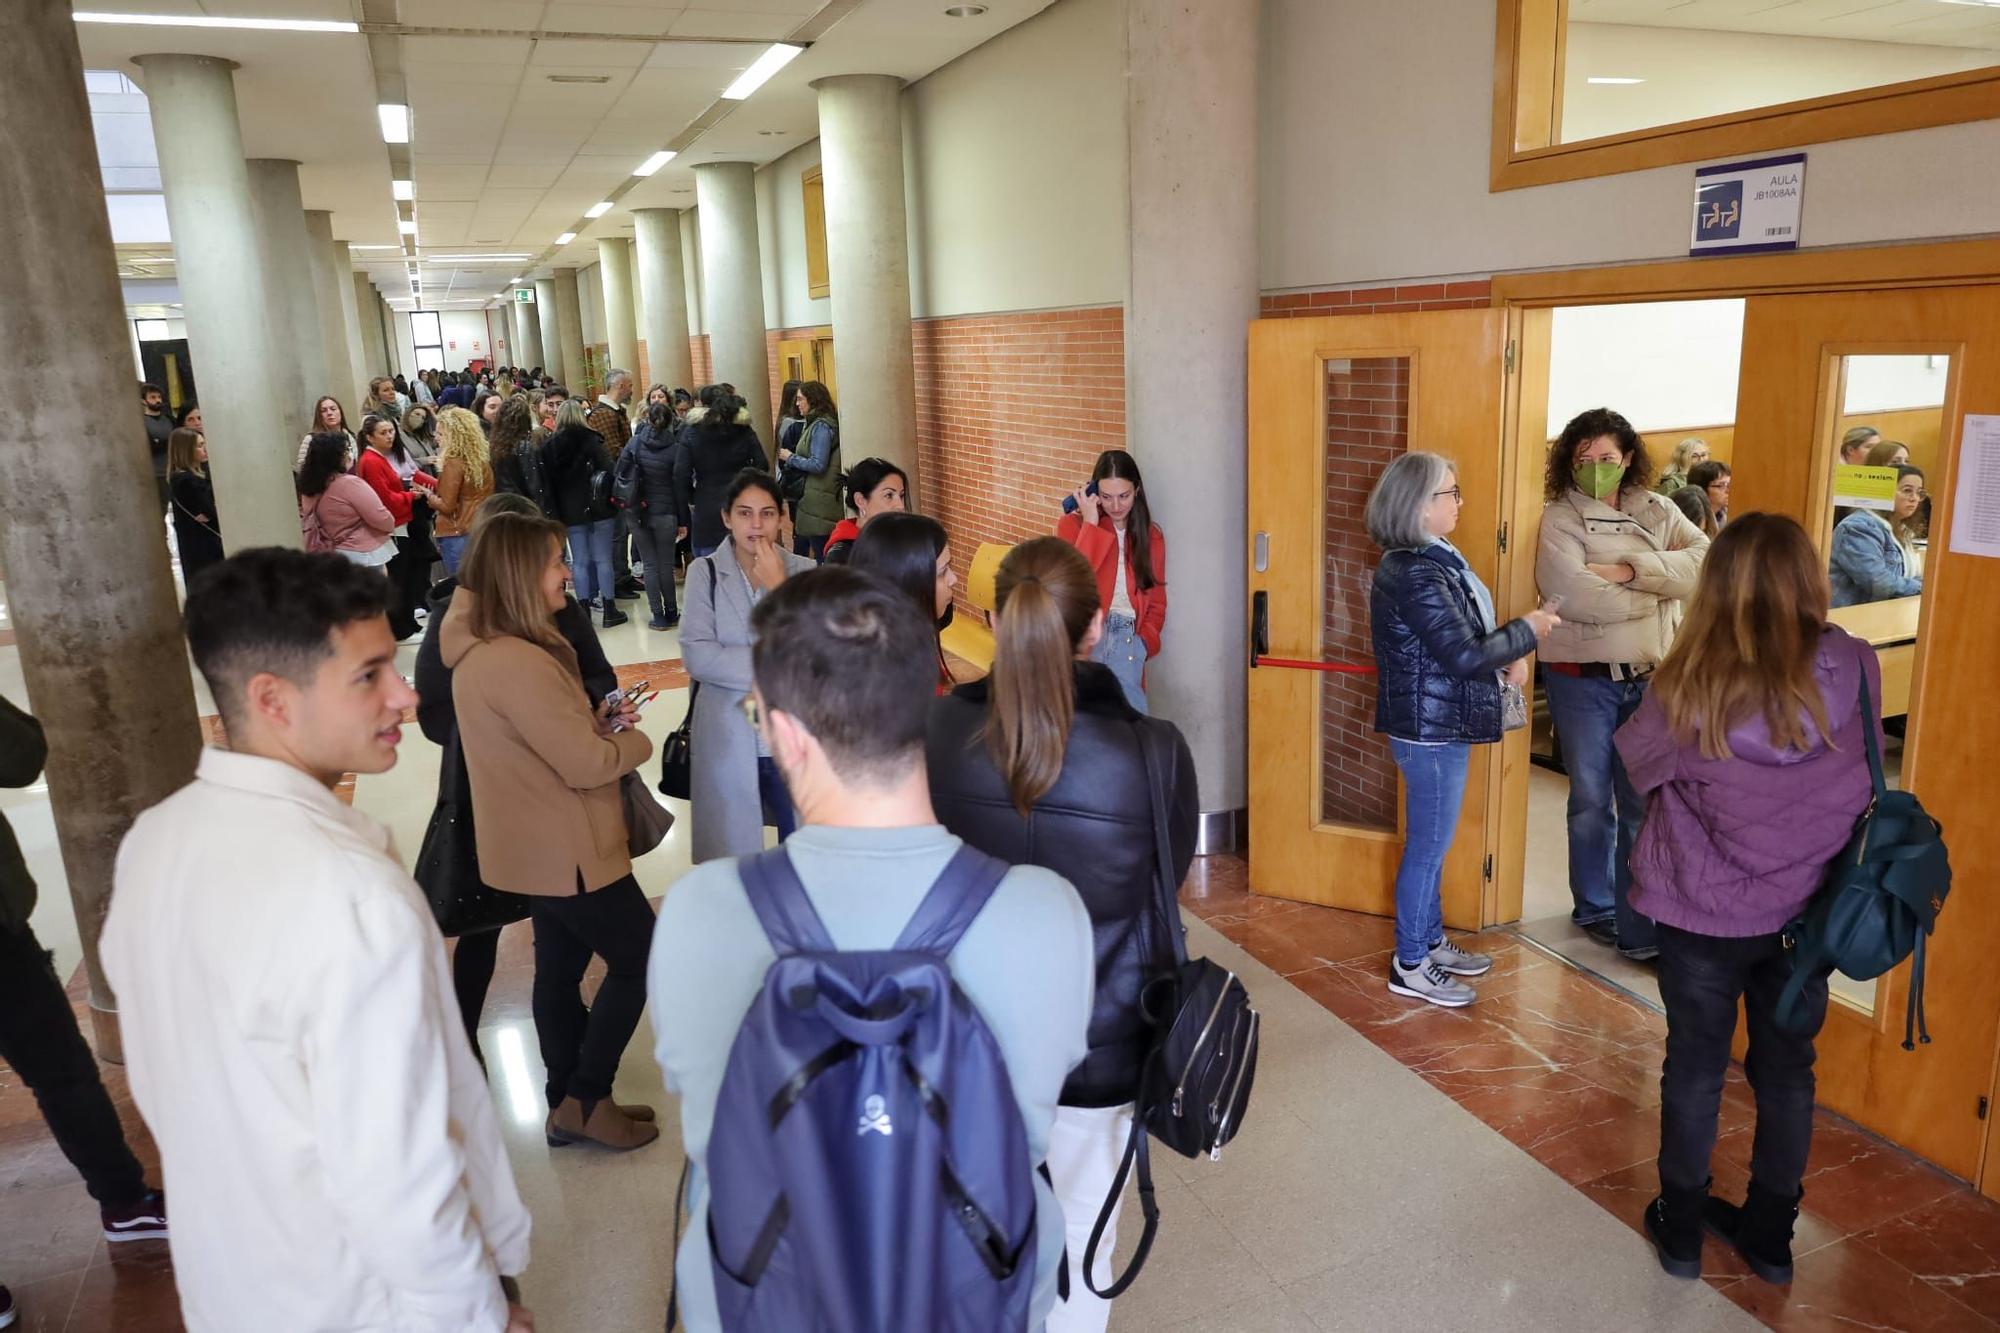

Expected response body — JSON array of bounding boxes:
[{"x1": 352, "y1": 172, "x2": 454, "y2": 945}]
[{"x1": 1777, "y1": 672, "x2": 1951, "y2": 1048}]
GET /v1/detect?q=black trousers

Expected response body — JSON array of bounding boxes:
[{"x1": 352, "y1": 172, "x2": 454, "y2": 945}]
[
  {"x1": 612, "y1": 510, "x2": 634, "y2": 586},
  {"x1": 0, "y1": 923, "x2": 148, "y2": 1206},
  {"x1": 451, "y1": 928, "x2": 502, "y2": 1055},
  {"x1": 1657, "y1": 923, "x2": 1828, "y2": 1197},
  {"x1": 385, "y1": 538, "x2": 426, "y2": 639},
  {"x1": 529, "y1": 875, "x2": 654, "y2": 1107}
]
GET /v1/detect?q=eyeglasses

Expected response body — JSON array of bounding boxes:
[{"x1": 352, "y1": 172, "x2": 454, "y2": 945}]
[{"x1": 1433, "y1": 487, "x2": 1463, "y2": 502}]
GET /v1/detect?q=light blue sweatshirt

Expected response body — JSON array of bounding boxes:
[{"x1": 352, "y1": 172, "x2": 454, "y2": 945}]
[{"x1": 648, "y1": 823, "x2": 1096, "y2": 1332}]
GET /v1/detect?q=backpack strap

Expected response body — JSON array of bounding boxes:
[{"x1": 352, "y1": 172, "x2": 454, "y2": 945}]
[
  {"x1": 892, "y1": 844, "x2": 1010, "y2": 956},
  {"x1": 1133, "y1": 721, "x2": 1191, "y2": 967},
  {"x1": 1858, "y1": 667, "x2": 1887, "y2": 800},
  {"x1": 1082, "y1": 1110, "x2": 1161, "y2": 1300},
  {"x1": 738, "y1": 847, "x2": 837, "y2": 955}
]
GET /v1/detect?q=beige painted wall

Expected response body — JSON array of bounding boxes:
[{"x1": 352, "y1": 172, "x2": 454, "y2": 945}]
[
  {"x1": 754, "y1": 137, "x2": 832, "y2": 330},
  {"x1": 1259, "y1": 0, "x2": 2000, "y2": 290}
]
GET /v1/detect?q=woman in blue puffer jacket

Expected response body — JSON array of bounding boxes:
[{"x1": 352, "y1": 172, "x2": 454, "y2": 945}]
[{"x1": 1367, "y1": 451, "x2": 1561, "y2": 1008}]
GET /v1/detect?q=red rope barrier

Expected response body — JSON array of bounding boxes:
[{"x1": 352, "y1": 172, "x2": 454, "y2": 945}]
[{"x1": 1253, "y1": 657, "x2": 1377, "y2": 674}]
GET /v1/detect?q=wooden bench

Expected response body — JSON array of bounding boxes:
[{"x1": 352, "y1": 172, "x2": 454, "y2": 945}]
[{"x1": 939, "y1": 541, "x2": 1011, "y2": 674}]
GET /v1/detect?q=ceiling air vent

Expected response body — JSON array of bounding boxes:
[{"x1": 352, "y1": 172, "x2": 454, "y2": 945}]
[{"x1": 546, "y1": 74, "x2": 612, "y2": 85}]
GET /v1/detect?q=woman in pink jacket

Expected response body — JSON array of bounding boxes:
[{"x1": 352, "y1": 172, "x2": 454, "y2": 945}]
[
  {"x1": 297, "y1": 433, "x2": 397, "y2": 570},
  {"x1": 1056, "y1": 449, "x2": 1166, "y2": 714}
]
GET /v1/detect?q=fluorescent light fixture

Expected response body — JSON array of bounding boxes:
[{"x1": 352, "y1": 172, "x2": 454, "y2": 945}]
[
  {"x1": 377, "y1": 103, "x2": 410, "y2": 144},
  {"x1": 350, "y1": 244, "x2": 401, "y2": 250},
  {"x1": 75, "y1": 12, "x2": 359, "y2": 32},
  {"x1": 391, "y1": 179, "x2": 414, "y2": 201},
  {"x1": 556, "y1": 231, "x2": 576, "y2": 244},
  {"x1": 421, "y1": 254, "x2": 532, "y2": 262},
  {"x1": 509, "y1": 276, "x2": 523, "y2": 283},
  {"x1": 397, "y1": 219, "x2": 418, "y2": 235},
  {"x1": 721, "y1": 43, "x2": 804, "y2": 101},
  {"x1": 634, "y1": 150, "x2": 676, "y2": 177},
  {"x1": 1586, "y1": 76, "x2": 1645, "y2": 85},
  {"x1": 1940, "y1": 1, "x2": 2000, "y2": 7},
  {"x1": 585, "y1": 201, "x2": 613, "y2": 218}
]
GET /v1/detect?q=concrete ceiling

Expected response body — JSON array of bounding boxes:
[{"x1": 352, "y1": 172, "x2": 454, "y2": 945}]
[
  {"x1": 77, "y1": 0, "x2": 1054, "y2": 310},
  {"x1": 1571, "y1": 0, "x2": 2000, "y2": 48}
]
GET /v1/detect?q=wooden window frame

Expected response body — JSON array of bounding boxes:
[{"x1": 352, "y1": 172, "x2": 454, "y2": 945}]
[
  {"x1": 803, "y1": 165, "x2": 830, "y2": 300},
  {"x1": 1492, "y1": 0, "x2": 2000, "y2": 192}
]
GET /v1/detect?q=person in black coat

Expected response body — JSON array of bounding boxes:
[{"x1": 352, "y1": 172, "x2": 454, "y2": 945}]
[
  {"x1": 541, "y1": 400, "x2": 624, "y2": 627},
  {"x1": 623, "y1": 399, "x2": 692, "y2": 629},
  {"x1": 165, "y1": 426, "x2": 224, "y2": 584},
  {"x1": 926, "y1": 535, "x2": 1196, "y2": 1325},
  {"x1": 682, "y1": 386, "x2": 766, "y2": 558},
  {"x1": 414, "y1": 492, "x2": 619, "y2": 1054},
  {"x1": 1364, "y1": 451, "x2": 1558, "y2": 1010}
]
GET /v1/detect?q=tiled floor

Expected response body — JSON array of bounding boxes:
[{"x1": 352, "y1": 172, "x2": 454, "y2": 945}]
[{"x1": 1182, "y1": 857, "x2": 2000, "y2": 1330}]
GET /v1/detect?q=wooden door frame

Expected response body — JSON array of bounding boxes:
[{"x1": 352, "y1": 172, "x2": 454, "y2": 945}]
[{"x1": 1488, "y1": 237, "x2": 2000, "y2": 1192}]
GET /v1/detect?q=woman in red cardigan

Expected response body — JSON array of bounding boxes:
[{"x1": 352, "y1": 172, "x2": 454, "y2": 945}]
[
  {"x1": 1056, "y1": 448, "x2": 1166, "y2": 713},
  {"x1": 354, "y1": 413, "x2": 435, "y2": 640}
]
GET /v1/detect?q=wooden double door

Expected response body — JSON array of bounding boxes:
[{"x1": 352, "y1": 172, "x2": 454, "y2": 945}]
[{"x1": 1247, "y1": 278, "x2": 2000, "y2": 1188}]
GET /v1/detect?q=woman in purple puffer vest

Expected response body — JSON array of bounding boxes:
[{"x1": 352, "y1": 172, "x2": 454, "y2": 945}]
[{"x1": 1613, "y1": 513, "x2": 1880, "y2": 1289}]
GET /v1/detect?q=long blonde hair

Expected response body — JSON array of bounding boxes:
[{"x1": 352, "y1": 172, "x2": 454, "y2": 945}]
[
  {"x1": 1648, "y1": 513, "x2": 1834, "y2": 762},
  {"x1": 983, "y1": 538, "x2": 1100, "y2": 815},
  {"x1": 459, "y1": 511, "x2": 576, "y2": 675},
  {"x1": 434, "y1": 406, "x2": 489, "y2": 489}
]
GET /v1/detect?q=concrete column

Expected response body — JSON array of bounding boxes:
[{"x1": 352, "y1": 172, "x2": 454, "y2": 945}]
[
  {"x1": 553, "y1": 268, "x2": 587, "y2": 396},
  {"x1": 680, "y1": 209, "x2": 705, "y2": 338},
  {"x1": 303, "y1": 211, "x2": 357, "y2": 414},
  {"x1": 354, "y1": 272, "x2": 387, "y2": 378},
  {"x1": 136, "y1": 54, "x2": 298, "y2": 550},
  {"x1": 511, "y1": 289, "x2": 545, "y2": 372},
  {"x1": 695, "y1": 162, "x2": 773, "y2": 451},
  {"x1": 596, "y1": 236, "x2": 639, "y2": 382},
  {"x1": 246, "y1": 160, "x2": 330, "y2": 427},
  {"x1": 634, "y1": 208, "x2": 694, "y2": 391},
  {"x1": 378, "y1": 293, "x2": 403, "y2": 377},
  {"x1": 4, "y1": 11, "x2": 204, "y2": 1059},
  {"x1": 330, "y1": 240, "x2": 369, "y2": 408},
  {"x1": 814, "y1": 74, "x2": 920, "y2": 487},
  {"x1": 1125, "y1": 0, "x2": 1260, "y2": 831},
  {"x1": 534, "y1": 277, "x2": 564, "y2": 383}
]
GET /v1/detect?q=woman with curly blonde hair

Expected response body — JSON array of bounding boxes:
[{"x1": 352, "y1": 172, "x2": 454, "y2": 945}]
[{"x1": 424, "y1": 406, "x2": 495, "y2": 574}]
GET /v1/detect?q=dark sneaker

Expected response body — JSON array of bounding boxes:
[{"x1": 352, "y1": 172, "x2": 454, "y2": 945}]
[
  {"x1": 103, "y1": 1190, "x2": 168, "y2": 1242},
  {"x1": 1620, "y1": 943, "x2": 1661, "y2": 962},
  {"x1": 0, "y1": 1283, "x2": 17, "y2": 1329},
  {"x1": 1580, "y1": 918, "x2": 1619, "y2": 948},
  {"x1": 647, "y1": 617, "x2": 671, "y2": 631}
]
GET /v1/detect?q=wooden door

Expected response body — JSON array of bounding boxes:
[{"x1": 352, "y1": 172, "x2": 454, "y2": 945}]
[
  {"x1": 1734, "y1": 285, "x2": 2000, "y2": 1183},
  {"x1": 1246, "y1": 310, "x2": 1509, "y2": 920}
]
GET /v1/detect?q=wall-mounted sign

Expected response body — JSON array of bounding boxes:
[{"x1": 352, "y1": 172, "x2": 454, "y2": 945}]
[
  {"x1": 1690, "y1": 152, "x2": 1804, "y2": 257},
  {"x1": 1833, "y1": 465, "x2": 1898, "y2": 512},
  {"x1": 1951, "y1": 415, "x2": 2000, "y2": 560},
  {"x1": 515, "y1": 288, "x2": 535, "y2": 303}
]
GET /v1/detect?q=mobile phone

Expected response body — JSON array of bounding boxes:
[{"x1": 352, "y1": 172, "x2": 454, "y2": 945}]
[{"x1": 1060, "y1": 481, "x2": 1101, "y2": 515}]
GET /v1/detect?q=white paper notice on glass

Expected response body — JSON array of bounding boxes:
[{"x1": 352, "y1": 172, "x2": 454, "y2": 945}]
[{"x1": 1949, "y1": 415, "x2": 2000, "y2": 559}]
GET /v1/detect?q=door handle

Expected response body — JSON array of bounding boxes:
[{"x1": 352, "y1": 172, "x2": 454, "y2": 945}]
[
  {"x1": 1251, "y1": 590, "x2": 1268, "y2": 665},
  {"x1": 1254, "y1": 531, "x2": 1270, "y2": 573}
]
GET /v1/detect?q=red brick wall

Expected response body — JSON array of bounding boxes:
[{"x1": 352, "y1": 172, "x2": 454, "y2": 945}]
[
  {"x1": 1320, "y1": 357, "x2": 1410, "y2": 831},
  {"x1": 912, "y1": 305, "x2": 1125, "y2": 613},
  {"x1": 690, "y1": 335, "x2": 712, "y2": 387},
  {"x1": 1262, "y1": 278, "x2": 1491, "y2": 319}
]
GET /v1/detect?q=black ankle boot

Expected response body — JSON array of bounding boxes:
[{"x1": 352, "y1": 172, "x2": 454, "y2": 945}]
[
  {"x1": 1705, "y1": 1181, "x2": 1801, "y2": 1285},
  {"x1": 1645, "y1": 1179, "x2": 1708, "y2": 1279}
]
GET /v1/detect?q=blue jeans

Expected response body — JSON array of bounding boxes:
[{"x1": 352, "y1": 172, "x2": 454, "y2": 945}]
[
  {"x1": 438, "y1": 533, "x2": 468, "y2": 575},
  {"x1": 1542, "y1": 669, "x2": 1656, "y2": 951},
  {"x1": 1388, "y1": 739, "x2": 1471, "y2": 967},
  {"x1": 692, "y1": 541, "x2": 720, "y2": 560},
  {"x1": 757, "y1": 756, "x2": 797, "y2": 841},
  {"x1": 566, "y1": 519, "x2": 615, "y2": 606},
  {"x1": 1092, "y1": 612, "x2": 1148, "y2": 714}
]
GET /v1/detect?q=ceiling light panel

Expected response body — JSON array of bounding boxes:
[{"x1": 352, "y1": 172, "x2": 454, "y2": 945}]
[
  {"x1": 74, "y1": 12, "x2": 360, "y2": 32},
  {"x1": 585, "y1": 201, "x2": 613, "y2": 218},
  {"x1": 378, "y1": 104, "x2": 411, "y2": 144},
  {"x1": 634, "y1": 150, "x2": 676, "y2": 177},
  {"x1": 721, "y1": 44, "x2": 805, "y2": 101}
]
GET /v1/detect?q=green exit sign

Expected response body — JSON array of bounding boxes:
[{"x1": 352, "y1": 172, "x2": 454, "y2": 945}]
[{"x1": 515, "y1": 288, "x2": 534, "y2": 303}]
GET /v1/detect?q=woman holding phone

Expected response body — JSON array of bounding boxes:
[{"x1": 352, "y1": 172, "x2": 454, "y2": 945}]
[{"x1": 1057, "y1": 450, "x2": 1165, "y2": 714}]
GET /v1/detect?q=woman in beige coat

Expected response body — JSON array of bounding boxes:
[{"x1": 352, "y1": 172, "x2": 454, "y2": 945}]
[
  {"x1": 1536, "y1": 407, "x2": 1710, "y2": 961},
  {"x1": 441, "y1": 510, "x2": 659, "y2": 1151}
]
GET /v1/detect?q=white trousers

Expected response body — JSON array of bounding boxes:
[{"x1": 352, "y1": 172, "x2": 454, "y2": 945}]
[{"x1": 1044, "y1": 1102, "x2": 1136, "y2": 1333}]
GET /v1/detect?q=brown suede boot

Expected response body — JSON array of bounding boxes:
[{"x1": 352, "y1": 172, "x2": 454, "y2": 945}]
[
  {"x1": 545, "y1": 1096, "x2": 659, "y2": 1151},
  {"x1": 617, "y1": 1102, "x2": 657, "y2": 1123}
]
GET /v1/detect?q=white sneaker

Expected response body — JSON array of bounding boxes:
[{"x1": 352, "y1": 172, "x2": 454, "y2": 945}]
[
  {"x1": 1388, "y1": 956, "x2": 1476, "y2": 1008},
  {"x1": 1429, "y1": 935, "x2": 1493, "y2": 977}
]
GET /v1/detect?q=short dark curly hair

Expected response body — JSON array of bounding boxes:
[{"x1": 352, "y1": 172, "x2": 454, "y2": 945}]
[{"x1": 1545, "y1": 406, "x2": 1652, "y2": 502}]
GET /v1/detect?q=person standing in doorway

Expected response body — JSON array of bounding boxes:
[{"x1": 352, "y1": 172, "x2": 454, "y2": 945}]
[
  {"x1": 103, "y1": 549, "x2": 533, "y2": 1331},
  {"x1": 141, "y1": 381, "x2": 174, "y2": 509},
  {"x1": 1057, "y1": 450, "x2": 1166, "y2": 714},
  {"x1": 1615, "y1": 514, "x2": 1879, "y2": 1286},
  {"x1": 1368, "y1": 451, "x2": 1559, "y2": 1007},
  {"x1": 1536, "y1": 408, "x2": 1710, "y2": 962}
]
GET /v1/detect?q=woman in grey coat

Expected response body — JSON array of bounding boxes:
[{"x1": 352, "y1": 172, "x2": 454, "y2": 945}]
[{"x1": 682, "y1": 470, "x2": 818, "y2": 862}]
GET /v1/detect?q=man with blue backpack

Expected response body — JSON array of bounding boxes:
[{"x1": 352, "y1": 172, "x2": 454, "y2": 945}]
[{"x1": 649, "y1": 565, "x2": 1096, "y2": 1332}]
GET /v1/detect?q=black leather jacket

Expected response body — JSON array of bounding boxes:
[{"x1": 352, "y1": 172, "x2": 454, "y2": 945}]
[
  {"x1": 927, "y1": 663, "x2": 1199, "y2": 1108},
  {"x1": 1370, "y1": 544, "x2": 1536, "y2": 744}
]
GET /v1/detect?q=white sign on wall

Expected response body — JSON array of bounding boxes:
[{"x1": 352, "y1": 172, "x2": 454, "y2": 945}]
[{"x1": 1690, "y1": 153, "x2": 1805, "y2": 257}]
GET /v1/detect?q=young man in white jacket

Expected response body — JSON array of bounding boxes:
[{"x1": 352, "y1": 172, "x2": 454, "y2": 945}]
[{"x1": 102, "y1": 548, "x2": 533, "y2": 1332}]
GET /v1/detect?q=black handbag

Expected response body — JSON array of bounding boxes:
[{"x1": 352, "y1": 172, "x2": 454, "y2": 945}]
[
  {"x1": 412, "y1": 730, "x2": 530, "y2": 937},
  {"x1": 1081, "y1": 725, "x2": 1261, "y2": 1300},
  {"x1": 657, "y1": 561, "x2": 717, "y2": 802}
]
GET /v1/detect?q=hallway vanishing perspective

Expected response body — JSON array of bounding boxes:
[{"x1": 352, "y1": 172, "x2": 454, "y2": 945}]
[{"x1": 5, "y1": 0, "x2": 2000, "y2": 1329}]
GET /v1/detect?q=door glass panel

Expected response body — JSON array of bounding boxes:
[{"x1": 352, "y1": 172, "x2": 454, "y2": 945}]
[
  {"x1": 1320, "y1": 355, "x2": 1408, "y2": 831},
  {"x1": 1823, "y1": 353, "x2": 1946, "y2": 1013}
]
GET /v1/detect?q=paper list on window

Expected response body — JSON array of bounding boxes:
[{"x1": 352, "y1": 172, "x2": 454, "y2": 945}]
[{"x1": 1949, "y1": 415, "x2": 2000, "y2": 559}]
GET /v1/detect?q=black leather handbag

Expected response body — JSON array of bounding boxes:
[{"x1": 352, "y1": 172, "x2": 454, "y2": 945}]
[
  {"x1": 657, "y1": 561, "x2": 717, "y2": 802},
  {"x1": 412, "y1": 730, "x2": 530, "y2": 937}
]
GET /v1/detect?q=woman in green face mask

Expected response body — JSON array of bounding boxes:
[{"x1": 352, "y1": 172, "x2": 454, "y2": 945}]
[{"x1": 1535, "y1": 407, "x2": 1712, "y2": 962}]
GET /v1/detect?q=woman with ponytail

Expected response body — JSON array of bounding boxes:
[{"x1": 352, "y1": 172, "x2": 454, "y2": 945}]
[{"x1": 926, "y1": 536, "x2": 1198, "y2": 1332}]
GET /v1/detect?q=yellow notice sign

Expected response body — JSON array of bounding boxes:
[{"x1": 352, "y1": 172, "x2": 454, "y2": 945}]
[{"x1": 1834, "y1": 465, "x2": 1899, "y2": 511}]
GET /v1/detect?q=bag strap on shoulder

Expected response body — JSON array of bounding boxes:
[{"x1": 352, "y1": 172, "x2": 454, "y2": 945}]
[
  {"x1": 892, "y1": 845, "x2": 1009, "y2": 956},
  {"x1": 1134, "y1": 721, "x2": 1190, "y2": 968},
  {"x1": 738, "y1": 847, "x2": 837, "y2": 955},
  {"x1": 1082, "y1": 1111, "x2": 1161, "y2": 1300},
  {"x1": 1857, "y1": 668, "x2": 1887, "y2": 800}
]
